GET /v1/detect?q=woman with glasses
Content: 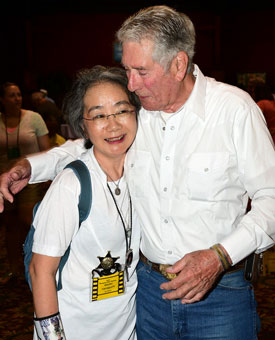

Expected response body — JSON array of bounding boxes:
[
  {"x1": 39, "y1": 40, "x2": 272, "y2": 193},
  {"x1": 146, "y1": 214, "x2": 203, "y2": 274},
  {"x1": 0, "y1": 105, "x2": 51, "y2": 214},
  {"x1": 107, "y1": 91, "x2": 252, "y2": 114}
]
[{"x1": 29, "y1": 66, "x2": 141, "y2": 340}]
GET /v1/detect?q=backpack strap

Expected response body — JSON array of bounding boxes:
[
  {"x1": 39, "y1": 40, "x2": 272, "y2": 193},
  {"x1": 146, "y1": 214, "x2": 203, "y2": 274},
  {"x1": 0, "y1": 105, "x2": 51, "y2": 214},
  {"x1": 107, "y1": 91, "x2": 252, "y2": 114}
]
[
  {"x1": 65, "y1": 160, "x2": 92, "y2": 225},
  {"x1": 57, "y1": 160, "x2": 92, "y2": 290}
]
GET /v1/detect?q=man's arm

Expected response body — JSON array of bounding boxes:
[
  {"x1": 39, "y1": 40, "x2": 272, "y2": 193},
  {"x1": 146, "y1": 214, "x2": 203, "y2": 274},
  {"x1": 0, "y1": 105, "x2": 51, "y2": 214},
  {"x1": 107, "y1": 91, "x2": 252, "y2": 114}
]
[
  {"x1": 28, "y1": 139, "x2": 86, "y2": 183},
  {"x1": 0, "y1": 158, "x2": 31, "y2": 212},
  {"x1": 0, "y1": 139, "x2": 86, "y2": 212}
]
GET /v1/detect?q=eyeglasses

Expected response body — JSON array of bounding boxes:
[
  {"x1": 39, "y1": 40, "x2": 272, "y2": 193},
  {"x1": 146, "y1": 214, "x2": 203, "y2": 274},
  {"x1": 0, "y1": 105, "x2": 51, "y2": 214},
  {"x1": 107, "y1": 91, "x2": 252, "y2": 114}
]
[{"x1": 83, "y1": 109, "x2": 136, "y2": 127}]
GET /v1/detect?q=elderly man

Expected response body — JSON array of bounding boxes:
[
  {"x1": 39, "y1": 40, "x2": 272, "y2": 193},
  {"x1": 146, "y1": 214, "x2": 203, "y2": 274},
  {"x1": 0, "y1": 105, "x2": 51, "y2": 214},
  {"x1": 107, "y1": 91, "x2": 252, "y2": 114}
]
[{"x1": 1, "y1": 6, "x2": 275, "y2": 340}]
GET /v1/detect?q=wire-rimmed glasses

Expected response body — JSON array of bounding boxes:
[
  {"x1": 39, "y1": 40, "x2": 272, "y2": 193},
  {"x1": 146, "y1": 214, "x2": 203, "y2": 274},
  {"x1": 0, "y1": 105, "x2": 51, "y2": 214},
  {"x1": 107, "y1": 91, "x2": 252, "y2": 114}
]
[{"x1": 83, "y1": 109, "x2": 136, "y2": 127}]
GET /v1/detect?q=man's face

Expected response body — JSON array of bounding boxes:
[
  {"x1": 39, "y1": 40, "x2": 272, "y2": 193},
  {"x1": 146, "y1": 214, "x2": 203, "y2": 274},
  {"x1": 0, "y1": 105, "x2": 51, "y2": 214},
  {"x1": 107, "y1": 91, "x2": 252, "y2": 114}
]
[{"x1": 122, "y1": 39, "x2": 179, "y2": 112}]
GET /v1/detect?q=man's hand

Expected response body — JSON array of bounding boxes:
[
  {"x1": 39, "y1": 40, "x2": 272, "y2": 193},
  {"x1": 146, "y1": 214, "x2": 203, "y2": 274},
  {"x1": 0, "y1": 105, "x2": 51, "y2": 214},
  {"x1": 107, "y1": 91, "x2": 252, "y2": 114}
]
[
  {"x1": 0, "y1": 158, "x2": 31, "y2": 212},
  {"x1": 160, "y1": 249, "x2": 225, "y2": 304}
]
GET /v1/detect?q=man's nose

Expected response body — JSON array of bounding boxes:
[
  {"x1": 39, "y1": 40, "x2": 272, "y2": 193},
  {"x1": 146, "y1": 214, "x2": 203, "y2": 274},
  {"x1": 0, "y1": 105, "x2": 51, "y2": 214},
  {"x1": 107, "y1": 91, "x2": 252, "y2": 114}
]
[{"x1": 127, "y1": 71, "x2": 140, "y2": 93}]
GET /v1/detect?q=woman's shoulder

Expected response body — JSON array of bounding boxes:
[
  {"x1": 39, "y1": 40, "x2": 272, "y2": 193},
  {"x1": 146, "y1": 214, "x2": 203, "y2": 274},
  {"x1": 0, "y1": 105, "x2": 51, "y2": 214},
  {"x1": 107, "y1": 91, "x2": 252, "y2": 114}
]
[
  {"x1": 54, "y1": 167, "x2": 82, "y2": 190},
  {"x1": 21, "y1": 109, "x2": 45, "y2": 123},
  {"x1": 24, "y1": 109, "x2": 44, "y2": 118}
]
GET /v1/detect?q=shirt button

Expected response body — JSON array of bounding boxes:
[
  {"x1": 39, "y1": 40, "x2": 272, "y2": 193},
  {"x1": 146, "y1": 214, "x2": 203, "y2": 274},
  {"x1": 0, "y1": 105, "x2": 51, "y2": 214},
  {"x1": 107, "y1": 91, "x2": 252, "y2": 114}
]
[
  {"x1": 165, "y1": 156, "x2": 170, "y2": 160},
  {"x1": 168, "y1": 250, "x2": 172, "y2": 255},
  {"x1": 204, "y1": 168, "x2": 209, "y2": 172},
  {"x1": 131, "y1": 164, "x2": 134, "y2": 168},
  {"x1": 164, "y1": 219, "x2": 168, "y2": 223},
  {"x1": 163, "y1": 187, "x2": 167, "y2": 192},
  {"x1": 170, "y1": 126, "x2": 175, "y2": 130}
]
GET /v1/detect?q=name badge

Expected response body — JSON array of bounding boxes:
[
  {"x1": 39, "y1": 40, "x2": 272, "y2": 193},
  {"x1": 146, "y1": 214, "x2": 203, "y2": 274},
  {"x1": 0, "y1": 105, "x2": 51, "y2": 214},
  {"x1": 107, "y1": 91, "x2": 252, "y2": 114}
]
[
  {"x1": 90, "y1": 251, "x2": 125, "y2": 302},
  {"x1": 91, "y1": 271, "x2": 125, "y2": 302}
]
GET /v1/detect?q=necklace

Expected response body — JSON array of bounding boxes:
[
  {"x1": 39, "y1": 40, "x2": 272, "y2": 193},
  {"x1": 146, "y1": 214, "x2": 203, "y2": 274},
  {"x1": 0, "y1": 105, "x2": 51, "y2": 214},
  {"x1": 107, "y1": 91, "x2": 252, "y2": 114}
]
[
  {"x1": 98, "y1": 162, "x2": 123, "y2": 195},
  {"x1": 109, "y1": 176, "x2": 122, "y2": 196},
  {"x1": 100, "y1": 167, "x2": 122, "y2": 195}
]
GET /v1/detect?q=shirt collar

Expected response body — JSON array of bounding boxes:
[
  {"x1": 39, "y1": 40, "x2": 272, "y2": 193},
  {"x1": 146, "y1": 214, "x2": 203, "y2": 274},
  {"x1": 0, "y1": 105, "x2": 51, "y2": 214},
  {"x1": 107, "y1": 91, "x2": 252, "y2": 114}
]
[
  {"x1": 140, "y1": 64, "x2": 207, "y2": 121},
  {"x1": 184, "y1": 64, "x2": 207, "y2": 121},
  {"x1": 80, "y1": 146, "x2": 107, "y2": 182}
]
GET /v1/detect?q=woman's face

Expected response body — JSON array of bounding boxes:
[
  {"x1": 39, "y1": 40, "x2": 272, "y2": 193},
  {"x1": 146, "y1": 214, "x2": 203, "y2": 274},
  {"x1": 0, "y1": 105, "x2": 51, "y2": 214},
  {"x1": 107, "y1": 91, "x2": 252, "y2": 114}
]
[
  {"x1": 0, "y1": 85, "x2": 22, "y2": 112},
  {"x1": 83, "y1": 82, "x2": 137, "y2": 163}
]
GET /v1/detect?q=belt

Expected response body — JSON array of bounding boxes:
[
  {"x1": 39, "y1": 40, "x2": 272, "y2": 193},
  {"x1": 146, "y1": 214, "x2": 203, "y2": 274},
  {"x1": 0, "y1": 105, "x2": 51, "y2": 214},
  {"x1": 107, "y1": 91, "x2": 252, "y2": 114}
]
[{"x1": 139, "y1": 252, "x2": 245, "y2": 281}]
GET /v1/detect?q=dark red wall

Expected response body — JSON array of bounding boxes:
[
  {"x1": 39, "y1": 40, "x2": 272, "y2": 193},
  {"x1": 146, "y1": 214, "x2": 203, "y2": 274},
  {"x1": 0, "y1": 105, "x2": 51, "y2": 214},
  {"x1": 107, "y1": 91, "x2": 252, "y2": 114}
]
[{"x1": 1, "y1": 7, "x2": 275, "y2": 107}]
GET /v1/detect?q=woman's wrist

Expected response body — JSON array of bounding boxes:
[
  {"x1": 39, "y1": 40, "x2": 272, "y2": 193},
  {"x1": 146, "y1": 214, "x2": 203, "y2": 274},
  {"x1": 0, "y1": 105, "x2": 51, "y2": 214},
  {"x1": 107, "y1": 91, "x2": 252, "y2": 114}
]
[{"x1": 34, "y1": 312, "x2": 66, "y2": 339}]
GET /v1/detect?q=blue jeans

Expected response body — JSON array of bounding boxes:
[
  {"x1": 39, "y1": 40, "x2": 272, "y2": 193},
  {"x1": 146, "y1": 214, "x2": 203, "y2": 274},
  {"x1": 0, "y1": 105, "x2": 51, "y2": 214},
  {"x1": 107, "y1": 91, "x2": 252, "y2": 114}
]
[{"x1": 136, "y1": 260, "x2": 260, "y2": 340}]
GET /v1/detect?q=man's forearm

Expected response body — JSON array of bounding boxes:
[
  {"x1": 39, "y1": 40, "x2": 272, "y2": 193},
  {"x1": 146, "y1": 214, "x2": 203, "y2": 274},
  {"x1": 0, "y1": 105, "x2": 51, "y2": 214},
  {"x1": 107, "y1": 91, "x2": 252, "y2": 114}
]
[{"x1": 28, "y1": 139, "x2": 86, "y2": 183}]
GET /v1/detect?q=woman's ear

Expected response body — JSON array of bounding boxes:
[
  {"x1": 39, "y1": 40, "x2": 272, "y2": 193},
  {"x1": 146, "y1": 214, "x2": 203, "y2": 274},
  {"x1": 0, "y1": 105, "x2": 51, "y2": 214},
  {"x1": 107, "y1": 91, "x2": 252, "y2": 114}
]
[
  {"x1": 81, "y1": 121, "x2": 89, "y2": 139},
  {"x1": 171, "y1": 51, "x2": 189, "y2": 81}
]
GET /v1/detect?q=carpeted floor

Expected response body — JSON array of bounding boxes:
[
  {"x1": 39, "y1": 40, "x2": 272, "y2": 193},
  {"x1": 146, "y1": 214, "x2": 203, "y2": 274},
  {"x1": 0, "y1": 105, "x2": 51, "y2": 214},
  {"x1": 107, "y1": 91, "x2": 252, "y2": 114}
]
[{"x1": 0, "y1": 223, "x2": 274, "y2": 340}]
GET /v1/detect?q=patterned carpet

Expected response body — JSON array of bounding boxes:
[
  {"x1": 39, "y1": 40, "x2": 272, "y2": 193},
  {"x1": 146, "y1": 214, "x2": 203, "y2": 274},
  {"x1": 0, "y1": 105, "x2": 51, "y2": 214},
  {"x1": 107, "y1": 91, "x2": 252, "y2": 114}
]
[{"x1": 0, "y1": 223, "x2": 274, "y2": 340}]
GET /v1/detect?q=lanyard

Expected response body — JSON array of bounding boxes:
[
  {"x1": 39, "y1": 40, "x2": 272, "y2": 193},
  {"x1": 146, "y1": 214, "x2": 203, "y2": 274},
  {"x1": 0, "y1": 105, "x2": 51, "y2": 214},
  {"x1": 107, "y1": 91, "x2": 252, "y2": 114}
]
[
  {"x1": 107, "y1": 183, "x2": 133, "y2": 280},
  {"x1": 4, "y1": 111, "x2": 21, "y2": 158}
]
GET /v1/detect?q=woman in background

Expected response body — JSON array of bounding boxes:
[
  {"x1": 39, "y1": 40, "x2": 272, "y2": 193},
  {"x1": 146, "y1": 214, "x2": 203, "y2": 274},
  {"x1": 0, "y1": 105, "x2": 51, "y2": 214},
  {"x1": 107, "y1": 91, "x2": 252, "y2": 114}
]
[{"x1": 0, "y1": 82, "x2": 50, "y2": 282}]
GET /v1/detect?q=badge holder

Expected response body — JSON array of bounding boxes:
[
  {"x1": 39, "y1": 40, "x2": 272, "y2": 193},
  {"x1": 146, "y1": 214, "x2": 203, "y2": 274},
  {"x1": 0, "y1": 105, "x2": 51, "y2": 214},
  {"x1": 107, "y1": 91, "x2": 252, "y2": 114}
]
[
  {"x1": 90, "y1": 251, "x2": 125, "y2": 302},
  {"x1": 7, "y1": 146, "x2": 21, "y2": 160}
]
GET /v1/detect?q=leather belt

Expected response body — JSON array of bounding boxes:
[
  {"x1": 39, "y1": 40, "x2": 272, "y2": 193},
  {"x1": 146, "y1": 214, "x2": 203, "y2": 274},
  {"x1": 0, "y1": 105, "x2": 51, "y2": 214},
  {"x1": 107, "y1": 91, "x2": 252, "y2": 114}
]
[{"x1": 139, "y1": 251, "x2": 245, "y2": 281}]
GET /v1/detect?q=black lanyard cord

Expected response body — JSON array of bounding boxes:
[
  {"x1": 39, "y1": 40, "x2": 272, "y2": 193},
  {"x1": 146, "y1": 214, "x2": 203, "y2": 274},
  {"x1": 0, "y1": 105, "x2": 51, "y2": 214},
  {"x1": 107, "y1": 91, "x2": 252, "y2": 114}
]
[
  {"x1": 107, "y1": 183, "x2": 132, "y2": 255},
  {"x1": 4, "y1": 111, "x2": 21, "y2": 156}
]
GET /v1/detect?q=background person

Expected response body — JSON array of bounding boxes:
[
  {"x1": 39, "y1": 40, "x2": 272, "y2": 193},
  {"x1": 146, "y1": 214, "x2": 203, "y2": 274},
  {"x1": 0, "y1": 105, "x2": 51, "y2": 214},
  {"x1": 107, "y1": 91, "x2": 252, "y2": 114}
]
[
  {"x1": 43, "y1": 111, "x2": 66, "y2": 148},
  {"x1": 0, "y1": 82, "x2": 50, "y2": 282},
  {"x1": 31, "y1": 89, "x2": 64, "y2": 135},
  {"x1": 0, "y1": 5, "x2": 275, "y2": 340},
  {"x1": 253, "y1": 82, "x2": 275, "y2": 143}
]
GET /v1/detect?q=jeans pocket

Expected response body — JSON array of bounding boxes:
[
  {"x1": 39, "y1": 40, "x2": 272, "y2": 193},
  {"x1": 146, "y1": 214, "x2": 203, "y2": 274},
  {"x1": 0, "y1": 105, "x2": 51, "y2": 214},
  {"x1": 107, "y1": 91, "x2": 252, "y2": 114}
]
[{"x1": 217, "y1": 271, "x2": 253, "y2": 290}]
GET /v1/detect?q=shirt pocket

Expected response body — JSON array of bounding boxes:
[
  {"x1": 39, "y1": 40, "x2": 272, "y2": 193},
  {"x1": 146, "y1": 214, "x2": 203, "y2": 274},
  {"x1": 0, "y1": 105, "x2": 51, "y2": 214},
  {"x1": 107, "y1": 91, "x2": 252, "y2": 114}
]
[
  {"x1": 126, "y1": 151, "x2": 152, "y2": 198},
  {"x1": 186, "y1": 152, "x2": 230, "y2": 201}
]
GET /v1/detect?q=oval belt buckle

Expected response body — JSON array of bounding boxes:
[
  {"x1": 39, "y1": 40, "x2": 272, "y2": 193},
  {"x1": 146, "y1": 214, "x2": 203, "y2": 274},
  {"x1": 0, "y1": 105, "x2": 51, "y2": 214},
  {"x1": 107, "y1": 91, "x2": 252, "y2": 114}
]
[{"x1": 159, "y1": 264, "x2": 177, "y2": 280}]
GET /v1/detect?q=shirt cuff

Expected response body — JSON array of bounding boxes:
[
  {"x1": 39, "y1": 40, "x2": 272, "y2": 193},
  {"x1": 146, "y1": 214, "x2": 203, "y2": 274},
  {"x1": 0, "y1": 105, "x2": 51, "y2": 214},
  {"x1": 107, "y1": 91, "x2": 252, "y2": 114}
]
[
  {"x1": 27, "y1": 153, "x2": 56, "y2": 183},
  {"x1": 220, "y1": 226, "x2": 257, "y2": 265},
  {"x1": 221, "y1": 222, "x2": 274, "y2": 265}
]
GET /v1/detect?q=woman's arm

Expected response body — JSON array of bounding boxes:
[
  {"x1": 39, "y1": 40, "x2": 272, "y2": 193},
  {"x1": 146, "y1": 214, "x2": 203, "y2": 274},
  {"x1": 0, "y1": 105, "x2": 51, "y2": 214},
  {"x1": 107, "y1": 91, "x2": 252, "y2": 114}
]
[
  {"x1": 30, "y1": 252, "x2": 67, "y2": 338},
  {"x1": 37, "y1": 134, "x2": 51, "y2": 152},
  {"x1": 30, "y1": 253, "x2": 60, "y2": 317}
]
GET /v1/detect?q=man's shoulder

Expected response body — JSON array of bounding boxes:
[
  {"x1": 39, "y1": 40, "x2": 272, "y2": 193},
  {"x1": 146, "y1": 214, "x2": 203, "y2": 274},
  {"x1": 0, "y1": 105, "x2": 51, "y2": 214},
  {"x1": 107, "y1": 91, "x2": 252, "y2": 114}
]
[{"x1": 206, "y1": 78, "x2": 254, "y2": 107}]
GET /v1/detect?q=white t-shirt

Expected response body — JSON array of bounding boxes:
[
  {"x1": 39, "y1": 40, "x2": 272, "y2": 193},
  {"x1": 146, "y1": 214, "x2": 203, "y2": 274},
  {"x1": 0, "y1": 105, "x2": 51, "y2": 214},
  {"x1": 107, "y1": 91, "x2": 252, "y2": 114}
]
[
  {"x1": 32, "y1": 148, "x2": 140, "y2": 340},
  {"x1": 0, "y1": 110, "x2": 48, "y2": 172}
]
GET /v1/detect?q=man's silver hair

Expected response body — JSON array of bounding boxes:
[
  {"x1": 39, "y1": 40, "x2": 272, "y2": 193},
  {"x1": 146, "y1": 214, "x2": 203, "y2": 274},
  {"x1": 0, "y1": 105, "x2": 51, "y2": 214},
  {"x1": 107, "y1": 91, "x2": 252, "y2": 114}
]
[{"x1": 116, "y1": 5, "x2": 196, "y2": 73}]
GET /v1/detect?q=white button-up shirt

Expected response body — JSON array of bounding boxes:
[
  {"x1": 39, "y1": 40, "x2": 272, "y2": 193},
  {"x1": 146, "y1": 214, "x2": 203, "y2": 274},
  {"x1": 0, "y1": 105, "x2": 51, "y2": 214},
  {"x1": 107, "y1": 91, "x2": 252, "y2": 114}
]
[
  {"x1": 124, "y1": 65, "x2": 275, "y2": 265},
  {"x1": 29, "y1": 65, "x2": 275, "y2": 266}
]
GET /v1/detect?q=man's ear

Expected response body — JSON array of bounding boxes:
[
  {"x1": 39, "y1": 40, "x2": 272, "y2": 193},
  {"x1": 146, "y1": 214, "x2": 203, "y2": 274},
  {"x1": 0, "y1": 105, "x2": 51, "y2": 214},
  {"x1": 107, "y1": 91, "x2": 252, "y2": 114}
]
[{"x1": 171, "y1": 51, "x2": 189, "y2": 81}]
